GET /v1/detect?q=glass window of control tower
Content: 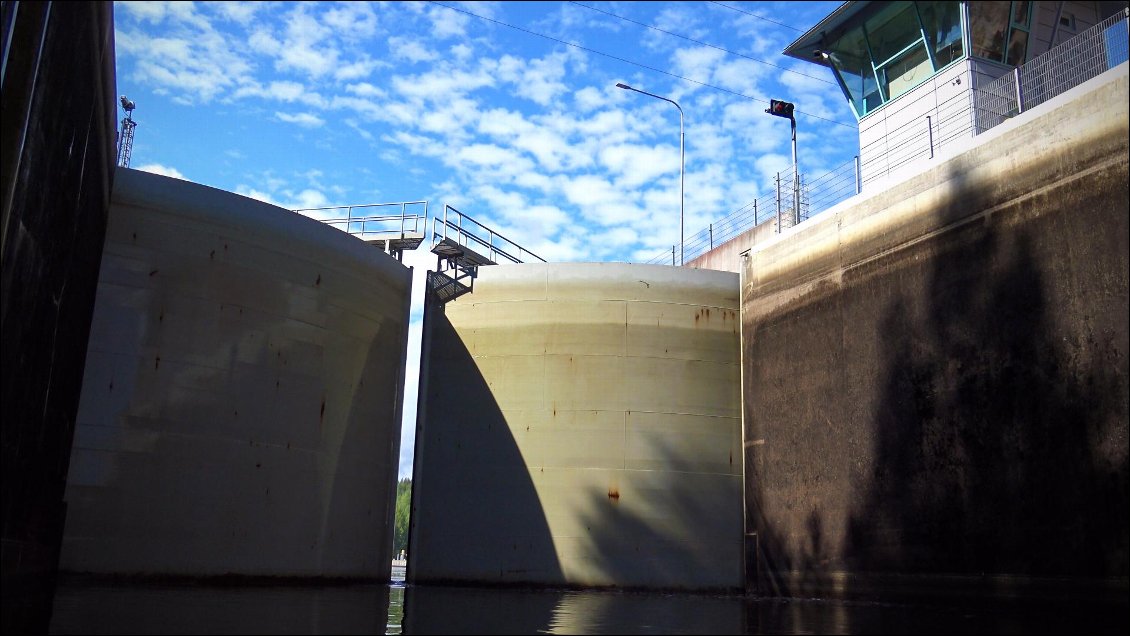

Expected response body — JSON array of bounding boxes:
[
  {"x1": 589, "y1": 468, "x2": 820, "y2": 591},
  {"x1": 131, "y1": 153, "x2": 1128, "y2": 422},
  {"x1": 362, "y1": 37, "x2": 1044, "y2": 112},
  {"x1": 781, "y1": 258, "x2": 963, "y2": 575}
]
[
  {"x1": 824, "y1": 1, "x2": 963, "y2": 118},
  {"x1": 969, "y1": 1, "x2": 1033, "y2": 65}
]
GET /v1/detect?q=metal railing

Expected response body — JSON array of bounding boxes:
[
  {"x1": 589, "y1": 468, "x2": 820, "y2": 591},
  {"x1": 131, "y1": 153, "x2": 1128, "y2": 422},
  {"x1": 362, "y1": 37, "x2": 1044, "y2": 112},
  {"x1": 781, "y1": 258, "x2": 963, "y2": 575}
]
[
  {"x1": 643, "y1": 156, "x2": 862, "y2": 265},
  {"x1": 644, "y1": 7, "x2": 1128, "y2": 266},
  {"x1": 295, "y1": 200, "x2": 428, "y2": 242},
  {"x1": 432, "y1": 204, "x2": 545, "y2": 264},
  {"x1": 980, "y1": 8, "x2": 1129, "y2": 124}
]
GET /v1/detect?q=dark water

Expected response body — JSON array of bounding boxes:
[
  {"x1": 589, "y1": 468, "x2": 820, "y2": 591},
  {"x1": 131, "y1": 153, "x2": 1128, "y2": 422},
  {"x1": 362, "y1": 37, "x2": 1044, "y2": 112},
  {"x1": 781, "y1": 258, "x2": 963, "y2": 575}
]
[{"x1": 49, "y1": 571, "x2": 1127, "y2": 635}]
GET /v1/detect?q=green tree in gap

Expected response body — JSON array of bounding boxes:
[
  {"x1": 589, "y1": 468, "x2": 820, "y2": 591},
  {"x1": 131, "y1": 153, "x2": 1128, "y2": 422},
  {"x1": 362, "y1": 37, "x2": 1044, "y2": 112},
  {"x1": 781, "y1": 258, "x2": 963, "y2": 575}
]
[{"x1": 394, "y1": 478, "x2": 411, "y2": 556}]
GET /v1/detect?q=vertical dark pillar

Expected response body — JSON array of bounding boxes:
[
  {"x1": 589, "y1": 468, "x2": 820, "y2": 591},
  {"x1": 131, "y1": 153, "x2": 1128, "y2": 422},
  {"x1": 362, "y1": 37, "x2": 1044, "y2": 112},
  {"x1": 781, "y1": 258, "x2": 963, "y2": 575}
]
[{"x1": 1, "y1": 2, "x2": 116, "y2": 632}]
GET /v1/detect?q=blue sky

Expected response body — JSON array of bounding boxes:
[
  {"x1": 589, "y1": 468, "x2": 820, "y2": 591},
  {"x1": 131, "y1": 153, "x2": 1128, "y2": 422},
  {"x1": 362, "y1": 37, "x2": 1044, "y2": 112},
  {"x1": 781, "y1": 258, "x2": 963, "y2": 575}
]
[{"x1": 113, "y1": 0, "x2": 859, "y2": 479}]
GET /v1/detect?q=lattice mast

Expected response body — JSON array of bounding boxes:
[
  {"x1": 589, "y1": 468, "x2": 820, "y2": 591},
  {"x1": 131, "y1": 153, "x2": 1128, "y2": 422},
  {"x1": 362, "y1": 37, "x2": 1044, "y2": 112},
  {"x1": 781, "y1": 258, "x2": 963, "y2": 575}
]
[{"x1": 117, "y1": 95, "x2": 137, "y2": 168}]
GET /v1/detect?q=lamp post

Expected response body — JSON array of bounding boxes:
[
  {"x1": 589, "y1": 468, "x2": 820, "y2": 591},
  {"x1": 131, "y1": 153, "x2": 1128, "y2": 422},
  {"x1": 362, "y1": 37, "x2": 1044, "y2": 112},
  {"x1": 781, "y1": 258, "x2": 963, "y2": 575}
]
[
  {"x1": 766, "y1": 99, "x2": 799, "y2": 226},
  {"x1": 616, "y1": 82, "x2": 684, "y2": 266}
]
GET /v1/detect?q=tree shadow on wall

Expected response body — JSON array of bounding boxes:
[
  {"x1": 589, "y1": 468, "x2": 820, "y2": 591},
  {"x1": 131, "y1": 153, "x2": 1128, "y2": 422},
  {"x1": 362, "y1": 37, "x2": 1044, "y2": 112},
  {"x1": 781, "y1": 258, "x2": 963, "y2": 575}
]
[
  {"x1": 567, "y1": 429, "x2": 745, "y2": 634},
  {"x1": 846, "y1": 215, "x2": 1129, "y2": 593}
]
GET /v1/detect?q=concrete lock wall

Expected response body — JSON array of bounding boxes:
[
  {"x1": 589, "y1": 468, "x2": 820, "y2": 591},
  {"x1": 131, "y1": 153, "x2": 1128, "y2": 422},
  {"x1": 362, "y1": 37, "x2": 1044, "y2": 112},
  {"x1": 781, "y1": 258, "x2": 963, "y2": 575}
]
[
  {"x1": 1, "y1": 2, "x2": 117, "y2": 630},
  {"x1": 59, "y1": 168, "x2": 412, "y2": 578},
  {"x1": 410, "y1": 263, "x2": 742, "y2": 591},
  {"x1": 740, "y1": 67, "x2": 1129, "y2": 600}
]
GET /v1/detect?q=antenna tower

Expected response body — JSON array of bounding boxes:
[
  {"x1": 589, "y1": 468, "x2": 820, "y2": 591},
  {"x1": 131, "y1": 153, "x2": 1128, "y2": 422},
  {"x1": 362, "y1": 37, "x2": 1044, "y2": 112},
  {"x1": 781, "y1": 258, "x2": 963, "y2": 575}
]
[{"x1": 117, "y1": 95, "x2": 137, "y2": 168}]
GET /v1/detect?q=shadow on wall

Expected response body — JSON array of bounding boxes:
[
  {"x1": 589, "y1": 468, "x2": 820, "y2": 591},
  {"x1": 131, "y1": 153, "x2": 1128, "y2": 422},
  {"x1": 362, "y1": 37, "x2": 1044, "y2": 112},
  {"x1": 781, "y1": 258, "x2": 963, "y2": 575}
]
[
  {"x1": 572, "y1": 431, "x2": 742, "y2": 594},
  {"x1": 407, "y1": 301, "x2": 564, "y2": 587},
  {"x1": 848, "y1": 222, "x2": 1129, "y2": 579},
  {"x1": 745, "y1": 134, "x2": 1129, "y2": 608},
  {"x1": 319, "y1": 313, "x2": 406, "y2": 576}
]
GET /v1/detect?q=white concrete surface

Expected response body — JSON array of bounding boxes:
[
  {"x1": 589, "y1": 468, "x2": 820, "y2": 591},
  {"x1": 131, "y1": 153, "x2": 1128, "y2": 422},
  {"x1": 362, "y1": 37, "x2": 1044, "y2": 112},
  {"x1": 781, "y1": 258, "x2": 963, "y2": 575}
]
[
  {"x1": 60, "y1": 168, "x2": 412, "y2": 578},
  {"x1": 411, "y1": 262, "x2": 742, "y2": 590}
]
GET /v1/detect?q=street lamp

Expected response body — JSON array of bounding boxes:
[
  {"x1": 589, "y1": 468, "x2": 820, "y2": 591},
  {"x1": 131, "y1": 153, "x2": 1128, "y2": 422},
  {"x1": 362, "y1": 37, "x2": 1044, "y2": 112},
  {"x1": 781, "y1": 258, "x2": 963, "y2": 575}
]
[
  {"x1": 766, "y1": 98, "x2": 800, "y2": 227},
  {"x1": 616, "y1": 82, "x2": 684, "y2": 266}
]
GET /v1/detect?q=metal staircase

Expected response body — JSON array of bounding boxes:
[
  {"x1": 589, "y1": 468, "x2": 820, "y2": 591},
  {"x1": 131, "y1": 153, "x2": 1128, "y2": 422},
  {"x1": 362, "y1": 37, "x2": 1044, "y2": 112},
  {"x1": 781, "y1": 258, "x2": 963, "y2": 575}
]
[
  {"x1": 300, "y1": 200, "x2": 543, "y2": 303},
  {"x1": 428, "y1": 205, "x2": 545, "y2": 302}
]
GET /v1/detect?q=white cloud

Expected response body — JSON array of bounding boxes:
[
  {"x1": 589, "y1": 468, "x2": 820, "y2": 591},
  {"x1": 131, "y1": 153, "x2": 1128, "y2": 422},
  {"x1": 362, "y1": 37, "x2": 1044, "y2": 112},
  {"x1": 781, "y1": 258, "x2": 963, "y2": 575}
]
[
  {"x1": 560, "y1": 174, "x2": 636, "y2": 221},
  {"x1": 713, "y1": 58, "x2": 771, "y2": 94},
  {"x1": 234, "y1": 81, "x2": 327, "y2": 108},
  {"x1": 599, "y1": 143, "x2": 678, "y2": 188},
  {"x1": 418, "y1": 98, "x2": 480, "y2": 137},
  {"x1": 235, "y1": 187, "x2": 282, "y2": 206},
  {"x1": 391, "y1": 66, "x2": 496, "y2": 101},
  {"x1": 494, "y1": 52, "x2": 571, "y2": 106},
  {"x1": 389, "y1": 36, "x2": 439, "y2": 63},
  {"x1": 323, "y1": 3, "x2": 381, "y2": 39},
  {"x1": 643, "y1": 5, "x2": 708, "y2": 52},
  {"x1": 753, "y1": 152, "x2": 792, "y2": 184},
  {"x1": 450, "y1": 43, "x2": 473, "y2": 60},
  {"x1": 276, "y1": 111, "x2": 325, "y2": 127},
  {"x1": 272, "y1": 6, "x2": 339, "y2": 78},
  {"x1": 345, "y1": 119, "x2": 375, "y2": 141},
  {"x1": 346, "y1": 82, "x2": 387, "y2": 98},
  {"x1": 248, "y1": 28, "x2": 282, "y2": 55},
  {"x1": 335, "y1": 56, "x2": 381, "y2": 81},
  {"x1": 117, "y1": 1, "x2": 172, "y2": 23},
  {"x1": 672, "y1": 46, "x2": 726, "y2": 85},
  {"x1": 135, "y1": 163, "x2": 187, "y2": 180},
  {"x1": 426, "y1": 3, "x2": 471, "y2": 39},
  {"x1": 287, "y1": 188, "x2": 332, "y2": 210},
  {"x1": 214, "y1": 2, "x2": 263, "y2": 25},
  {"x1": 454, "y1": 144, "x2": 535, "y2": 175},
  {"x1": 573, "y1": 86, "x2": 606, "y2": 112},
  {"x1": 116, "y1": 4, "x2": 254, "y2": 105}
]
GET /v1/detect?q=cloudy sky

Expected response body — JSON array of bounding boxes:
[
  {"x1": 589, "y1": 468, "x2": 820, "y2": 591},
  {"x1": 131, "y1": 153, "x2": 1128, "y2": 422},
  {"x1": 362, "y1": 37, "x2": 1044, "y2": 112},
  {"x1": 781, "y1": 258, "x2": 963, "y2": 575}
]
[{"x1": 113, "y1": 0, "x2": 859, "y2": 478}]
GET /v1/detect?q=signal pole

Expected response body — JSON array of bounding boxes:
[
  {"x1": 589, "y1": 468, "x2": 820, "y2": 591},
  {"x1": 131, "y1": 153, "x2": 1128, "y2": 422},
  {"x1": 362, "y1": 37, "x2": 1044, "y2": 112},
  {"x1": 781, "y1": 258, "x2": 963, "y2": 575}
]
[
  {"x1": 766, "y1": 99, "x2": 799, "y2": 226},
  {"x1": 117, "y1": 96, "x2": 137, "y2": 168}
]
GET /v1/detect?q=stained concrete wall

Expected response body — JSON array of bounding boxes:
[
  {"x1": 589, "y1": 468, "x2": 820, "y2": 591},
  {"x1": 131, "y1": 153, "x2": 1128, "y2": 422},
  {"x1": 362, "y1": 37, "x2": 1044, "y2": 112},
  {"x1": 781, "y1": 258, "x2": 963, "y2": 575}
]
[
  {"x1": 58, "y1": 168, "x2": 412, "y2": 578},
  {"x1": 409, "y1": 263, "x2": 742, "y2": 591},
  {"x1": 740, "y1": 66, "x2": 1128, "y2": 600},
  {"x1": 0, "y1": 2, "x2": 117, "y2": 631}
]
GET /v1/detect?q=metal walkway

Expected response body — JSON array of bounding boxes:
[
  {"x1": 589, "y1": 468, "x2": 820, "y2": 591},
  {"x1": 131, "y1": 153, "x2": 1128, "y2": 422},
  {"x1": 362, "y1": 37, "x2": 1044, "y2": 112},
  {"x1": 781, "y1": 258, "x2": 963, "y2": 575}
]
[
  {"x1": 297, "y1": 199, "x2": 544, "y2": 303},
  {"x1": 427, "y1": 205, "x2": 544, "y2": 302},
  {"x1": 294, "y1": 200, "x2": 428, "y2": 261}
]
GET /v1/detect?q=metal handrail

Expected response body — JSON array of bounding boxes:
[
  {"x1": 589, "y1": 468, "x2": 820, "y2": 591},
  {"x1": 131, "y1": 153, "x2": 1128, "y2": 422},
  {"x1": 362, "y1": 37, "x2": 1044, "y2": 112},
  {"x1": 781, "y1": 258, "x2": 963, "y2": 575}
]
[
  {"x1": 432, "y1": 204, "x2": 545, "y2": 264},
  {"x1": 295, "y1": 200, "x2": 428, "y2": 240}
]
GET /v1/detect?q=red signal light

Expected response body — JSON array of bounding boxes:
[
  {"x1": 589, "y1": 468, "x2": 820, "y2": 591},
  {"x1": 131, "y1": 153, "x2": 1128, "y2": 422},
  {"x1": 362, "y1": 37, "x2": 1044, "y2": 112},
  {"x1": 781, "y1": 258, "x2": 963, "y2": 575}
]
[{"x1": 766, "y1": 99, "x2": 795, "y2": 120}]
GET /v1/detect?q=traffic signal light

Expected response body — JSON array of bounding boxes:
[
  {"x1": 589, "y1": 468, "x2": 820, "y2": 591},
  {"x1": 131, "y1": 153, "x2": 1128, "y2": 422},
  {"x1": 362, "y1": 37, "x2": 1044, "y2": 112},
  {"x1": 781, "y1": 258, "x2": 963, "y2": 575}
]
[{"x1": 766, "y1": 99, "x2": 795, "y2": 119}]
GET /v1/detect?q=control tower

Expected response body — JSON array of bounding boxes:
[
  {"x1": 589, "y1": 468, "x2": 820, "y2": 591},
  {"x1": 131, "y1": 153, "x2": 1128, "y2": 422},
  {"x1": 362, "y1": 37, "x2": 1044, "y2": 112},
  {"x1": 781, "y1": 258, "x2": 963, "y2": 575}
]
[{"x1": 784, "y1": 1, "x2": 1128, "y2": 186}]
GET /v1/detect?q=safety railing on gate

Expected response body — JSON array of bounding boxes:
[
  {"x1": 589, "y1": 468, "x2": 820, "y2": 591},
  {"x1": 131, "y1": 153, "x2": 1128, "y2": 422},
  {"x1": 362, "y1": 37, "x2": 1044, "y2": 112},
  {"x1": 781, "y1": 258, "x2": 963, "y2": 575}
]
[
  {"x1": 294, "y1": 200, "x2": 428, "y2": 250},
  {"x1": 431, "y1": 204, "x2": 545, "y2": 264}
]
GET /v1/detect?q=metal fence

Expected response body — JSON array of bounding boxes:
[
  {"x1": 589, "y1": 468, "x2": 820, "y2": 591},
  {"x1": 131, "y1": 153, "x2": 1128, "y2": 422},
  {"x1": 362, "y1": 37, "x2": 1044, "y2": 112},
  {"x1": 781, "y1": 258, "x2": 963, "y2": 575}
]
[
  {"x1": 979, "y1": 8, "x2": 1129, "y2": 129},
  {"x1": 643, "y1": 157, "x2": 862, "y2": 265},
  {"x1": 647, "y1": 8, "x2": 1128, "y2": 266}
]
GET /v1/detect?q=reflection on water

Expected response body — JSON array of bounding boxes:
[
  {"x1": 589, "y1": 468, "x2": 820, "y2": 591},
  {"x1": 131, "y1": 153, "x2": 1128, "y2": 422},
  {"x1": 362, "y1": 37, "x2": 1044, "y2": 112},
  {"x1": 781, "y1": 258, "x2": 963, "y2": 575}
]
[
  {"x1": 49, "y1": 579, "x2": 389, "y2": 635},
  {"x1": 50, "y1": 574, "x2": 1127, "y2": 635}
]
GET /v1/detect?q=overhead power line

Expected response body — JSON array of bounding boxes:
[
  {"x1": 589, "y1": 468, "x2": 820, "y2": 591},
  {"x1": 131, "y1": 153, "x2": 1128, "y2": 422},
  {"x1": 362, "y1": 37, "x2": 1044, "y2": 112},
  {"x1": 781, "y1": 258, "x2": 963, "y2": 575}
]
[
  {"x1": 568, "y1": 1, "x2": 834, "y2": 86},
  {"x1": 425, "y1": 1, "x2": 855, "y2": 129},
  {"x1": 707, "y1": 1, "x2": 804, "y2": 32}
]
